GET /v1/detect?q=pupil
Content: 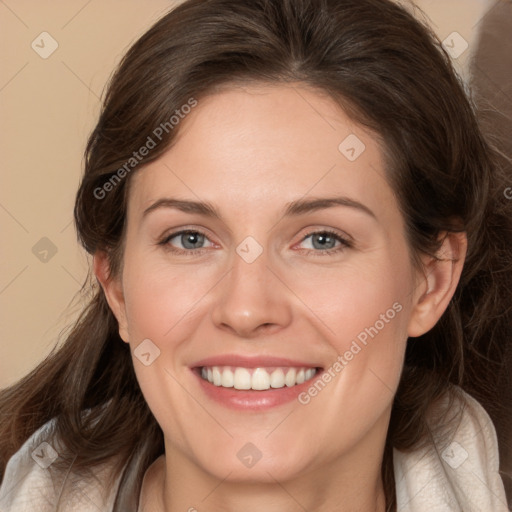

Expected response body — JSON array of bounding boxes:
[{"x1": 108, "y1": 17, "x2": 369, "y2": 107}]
[
  {"x1": 183, "y1": 232, "x2": 203, "y2": 249},
  {"x1": 313, "y1": 233, "x2": 334, "y2": 250}
]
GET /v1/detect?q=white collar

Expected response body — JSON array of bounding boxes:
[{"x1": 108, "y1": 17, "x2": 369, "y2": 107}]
[{"x1": 393, "y1": 388, "x2": 509, "y2": 511}]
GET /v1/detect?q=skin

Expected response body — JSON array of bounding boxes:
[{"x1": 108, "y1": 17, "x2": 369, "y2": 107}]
[{"x1": 95, "y1": 82, "x2": 467, "y2": 512}]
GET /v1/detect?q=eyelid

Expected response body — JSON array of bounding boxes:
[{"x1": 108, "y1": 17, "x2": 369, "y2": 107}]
[{"x1": 298, "y1": 226, "x2": 354, "y2": 245}]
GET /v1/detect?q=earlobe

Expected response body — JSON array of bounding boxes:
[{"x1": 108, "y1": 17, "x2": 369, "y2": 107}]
[
  {"x1": 93, "y1": 251, "x2": 130, "y2": 343},
  {"x1": 407, "y1": 232, "x2": 467, "y2": 338}
]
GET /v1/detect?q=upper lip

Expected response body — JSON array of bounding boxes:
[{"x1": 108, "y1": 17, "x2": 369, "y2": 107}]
[{"x1": 192, "y1": 354, "x2": 322, "y2": 369}]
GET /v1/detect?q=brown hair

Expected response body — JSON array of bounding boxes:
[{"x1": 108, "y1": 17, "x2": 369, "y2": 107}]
[{"x1": 1, "y1": 0, "x2": 511, "y2": 510}]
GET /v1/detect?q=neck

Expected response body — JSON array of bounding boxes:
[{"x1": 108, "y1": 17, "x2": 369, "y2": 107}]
[{"x1": 140, "y1": 433, "x2": 389, "y2": 512}]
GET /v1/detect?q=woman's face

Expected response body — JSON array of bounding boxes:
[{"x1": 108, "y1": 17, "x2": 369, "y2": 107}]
[{"x1": 102, "y1": 83, "x2": 428, "y2": 484}]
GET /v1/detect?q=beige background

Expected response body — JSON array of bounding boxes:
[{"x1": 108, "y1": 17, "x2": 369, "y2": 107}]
[{"x1": 0, "y1": 0, "x2": 496, "y2": 388}]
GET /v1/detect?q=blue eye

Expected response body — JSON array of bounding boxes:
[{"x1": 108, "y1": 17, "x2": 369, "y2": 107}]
[
  {"x1": 158, "y1": 228, "x2": 352, "y2": 256},
  {"x1": 298, "y1": 230, "x2": 352, "y2": 256},
  {"x1": 303, "y1": 232, "x2": 338, "y2": 250},
  {"x1": 159, "y1": 230, "x2": 213, "y2": 254}
]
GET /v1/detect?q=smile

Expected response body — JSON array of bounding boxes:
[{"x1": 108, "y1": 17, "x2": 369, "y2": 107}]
[{"x1": 200, "y1": 366, "x2": 319, "y2": 390}]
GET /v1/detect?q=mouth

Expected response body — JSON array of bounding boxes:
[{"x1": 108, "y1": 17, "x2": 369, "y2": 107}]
[
  {"x1": 190, "y1": 355, "x2": 325, "y2": 410},
  {"x1": 197, "y1": 365, "x2": 321, "y2": 390}
]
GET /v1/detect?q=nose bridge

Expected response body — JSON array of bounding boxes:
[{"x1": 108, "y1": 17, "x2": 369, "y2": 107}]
[{"x1": 210, "y1": 240, "x2": 292, "y2": 337}]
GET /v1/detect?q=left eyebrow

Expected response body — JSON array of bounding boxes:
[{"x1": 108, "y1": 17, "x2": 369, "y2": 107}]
[{"x1": 283, "y1": 196, "x2": 377, "y2": 220}]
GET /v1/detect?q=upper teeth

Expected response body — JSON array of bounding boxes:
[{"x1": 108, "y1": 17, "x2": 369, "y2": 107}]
[{"x1": 200, "y1": 366, "x2": 317, "y2": 390}]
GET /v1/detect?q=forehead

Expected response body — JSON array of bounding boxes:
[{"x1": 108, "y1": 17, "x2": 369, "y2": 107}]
[{"x1": 128, "y1": 83, "x2": 400, "y2": 227}]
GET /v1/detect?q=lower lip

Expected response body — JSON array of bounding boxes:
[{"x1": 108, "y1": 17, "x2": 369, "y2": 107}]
[{"x1": 192, "y1": 368, "x2": 323, "y2": 411}]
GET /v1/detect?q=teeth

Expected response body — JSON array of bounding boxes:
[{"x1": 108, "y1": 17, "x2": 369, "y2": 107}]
[
  {"x1": 212, "y1": 367, "x2": 222, "y2": 386},
  {"x1": 200, "y1": 366, "x2": 318, "y2": 390},
  {"x1": 285, "y1": 368, "x2": 296, "y2": 387},
  {"x1": 252, "y1": 368, "x2": 270, "y2": 390},
  {"x1": 270, "y1": 369, "x2": 285, "y2": 388},
  {"x1": 221, "y1": 368, "x2": 234, "y2": 387},
  {"x1": 233, "y1": 368, "x2": 251, "y2": 390}
]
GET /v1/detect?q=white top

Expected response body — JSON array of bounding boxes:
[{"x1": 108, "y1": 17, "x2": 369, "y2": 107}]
[{"x1": 0, "y1": 389, "x2": 509, "y2": 511}]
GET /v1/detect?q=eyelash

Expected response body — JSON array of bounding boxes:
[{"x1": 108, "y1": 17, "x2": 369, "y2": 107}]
[
  {"x1": 300, "y1": 229, "x2": 353, "y2": 256},
  {"x1": 157, "y1": 230, "x2": 212, "y2": 256},
  {"x1": 157, "y1": 229, "x2": 353, "y2": 257}
]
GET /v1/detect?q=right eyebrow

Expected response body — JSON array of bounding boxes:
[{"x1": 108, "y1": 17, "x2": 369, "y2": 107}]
[{"x1": 142, "y1": 198, "x2": 222, "y2": 220}]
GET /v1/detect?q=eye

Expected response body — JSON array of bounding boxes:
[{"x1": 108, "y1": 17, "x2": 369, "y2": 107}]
[
  {"x1": 157, "y1": 228, "x2": 352, "y2": 257},
  {"x1": 158, "y1": 229, "x2": 214, "y2": 254},
  {"x1": 297, "y1": 229, "x2": 352, "y2": 256}
]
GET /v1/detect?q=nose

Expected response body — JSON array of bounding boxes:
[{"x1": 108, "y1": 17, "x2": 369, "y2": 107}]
[{"x1": 210, "y1": 247, "x2": 293, "y2": 339}]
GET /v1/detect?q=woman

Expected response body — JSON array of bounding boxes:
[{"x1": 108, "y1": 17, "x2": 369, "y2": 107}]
[{"x1": 1, "y1": 0, "x2": 511, "y2": 510}]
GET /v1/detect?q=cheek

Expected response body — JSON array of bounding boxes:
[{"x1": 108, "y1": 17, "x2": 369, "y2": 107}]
[
  {"x1": 119, "y1": 253, "x2": 212, "y2": 445},
  {"x1": 121, "y1": 253, "x2": 214, "y2": 342},
  {"x1": 303, "y1": 252, "x2": 412, "y2": 398},
  {"x1": 302, "y1": 253, "x2": 411, "y2": 342}
]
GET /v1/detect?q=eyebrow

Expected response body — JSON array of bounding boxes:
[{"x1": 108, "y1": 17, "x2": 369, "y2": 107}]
[{"x1": 142, "y1": 196, "x2": 377, "y2": 221}]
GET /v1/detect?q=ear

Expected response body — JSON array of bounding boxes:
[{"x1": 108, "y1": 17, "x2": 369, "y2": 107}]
[
  {"x1": 407, "y1": 231, "x2": 467, "y2": 338},
  {"x1": 93, "y1": 251, "x2": 130, "y2": 343}
]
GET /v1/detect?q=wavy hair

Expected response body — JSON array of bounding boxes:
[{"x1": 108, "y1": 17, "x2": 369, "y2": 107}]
[{"x1": 1, "y1": 0, "x2": 511, "y2": 510}]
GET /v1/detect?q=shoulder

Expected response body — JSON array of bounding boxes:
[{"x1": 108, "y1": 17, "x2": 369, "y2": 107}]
[
  {"x1": 0, "y1": 417, "x2": 123, "y2": 512},
  {"x1": 393, "y1": 386, "x2": 510, "y2": 511},
  {"x1": 0, "y1": 418, "x2": 60, "y2": 512}
]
